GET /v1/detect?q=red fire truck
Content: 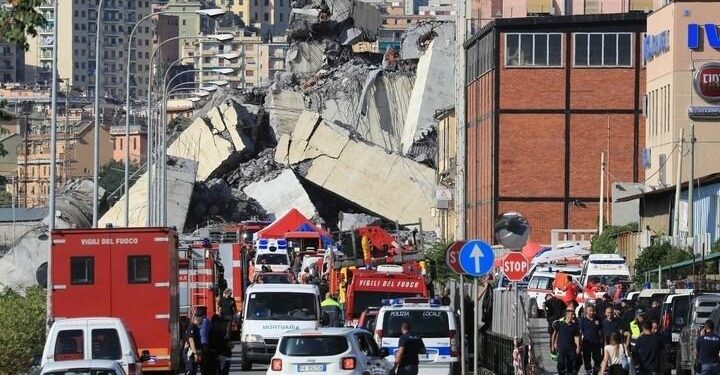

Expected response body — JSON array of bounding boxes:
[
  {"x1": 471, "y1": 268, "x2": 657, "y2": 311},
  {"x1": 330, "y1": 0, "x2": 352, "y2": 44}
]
[
  {"x1": 51, "y1": 228, "x2": 181, "y2": 372},
  {"x1": 344, "y1": 264, "x2": 429, "y2": 325}
]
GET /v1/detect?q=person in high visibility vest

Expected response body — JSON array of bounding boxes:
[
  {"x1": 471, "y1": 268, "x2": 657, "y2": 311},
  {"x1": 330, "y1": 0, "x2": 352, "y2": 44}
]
[
  {"x1": 625, "y1": 309, "x2": 644, "y2": 347},
  {"x1": 320, "y1": 293, "x2": 343, "y2": 327}
]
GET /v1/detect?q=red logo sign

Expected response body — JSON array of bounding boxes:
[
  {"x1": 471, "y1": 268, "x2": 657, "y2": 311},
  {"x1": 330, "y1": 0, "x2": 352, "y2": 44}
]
[
  {"x1": 445, "y1": 241, "x2": 466, "y2": 274},
  {"x1": 356, "y1": 278, "x2": 421, "y2": 291},
  {"x1": 501, "y1": 252, "x2": 529, "y2": 282},
  {"x1": 695, "y1": 63, "x2": 720, "y2": 102}
]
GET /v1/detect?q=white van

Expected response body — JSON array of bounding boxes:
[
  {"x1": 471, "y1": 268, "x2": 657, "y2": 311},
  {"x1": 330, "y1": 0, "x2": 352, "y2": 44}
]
[
  {"x1": 526, "y1": 266, "x2": 581, "y2": 318},
  {"x1": 239, "y1": 283, "x2": 321, "y2": 371},
  {"x1": 41, "y1": 317, "x2": 144, "y2": 375},
  {"x1": 375, "y1": 298, "x2": 458, "y2": 375},
  {"x1": 254, "y1": 239, "x2": 291, "y2": 272},
  {"x1": 580, "y1": 254, "x2": 630, "y2": 302}
]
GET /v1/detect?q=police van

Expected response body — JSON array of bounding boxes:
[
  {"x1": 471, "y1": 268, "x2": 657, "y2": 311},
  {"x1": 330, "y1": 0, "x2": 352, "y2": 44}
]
[{"x1": 374, "y1": 298, "x2": 459, "y2": 375}]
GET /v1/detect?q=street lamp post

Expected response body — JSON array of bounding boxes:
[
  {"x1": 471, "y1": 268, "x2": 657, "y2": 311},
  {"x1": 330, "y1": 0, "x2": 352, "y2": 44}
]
[
  {"x1": 122, "y1": 8, "x2": 226, "y2": 227},
  {"x1": 144, "y1": 34, "x2": 233, "y2": 225},
  {"x1": 92, "y1": 0, "x2": 105, "y2": 228},
  {"x1": 47, "y1": 0, "x2": 59, "y2": 327}
]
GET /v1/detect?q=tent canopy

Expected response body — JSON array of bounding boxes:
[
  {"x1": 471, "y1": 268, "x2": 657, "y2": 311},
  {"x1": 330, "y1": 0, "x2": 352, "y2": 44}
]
[{"x1": 257, "y1": 209, "x2": 333, "y2": 245}]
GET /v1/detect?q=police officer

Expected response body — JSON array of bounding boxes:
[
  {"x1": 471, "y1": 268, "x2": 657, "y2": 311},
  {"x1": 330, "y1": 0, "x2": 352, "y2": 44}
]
[
  {"x1": 696, "y1": 320, "x2": 720, "y2": 375},
  {"x1": 553, "y1": 308, "x2": 581, "y2": 375},
  {"x1": 580, "y1": 305, "x2": 603, "y2": 375},
  {"x1": 395, "y1": 321, "x2": 426, "y2": 375}
]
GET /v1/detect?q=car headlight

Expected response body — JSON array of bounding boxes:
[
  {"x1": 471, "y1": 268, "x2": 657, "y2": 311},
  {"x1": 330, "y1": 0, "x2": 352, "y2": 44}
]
[{"x1": 243, "y1": 334, "x2": 264, "y2": 343}]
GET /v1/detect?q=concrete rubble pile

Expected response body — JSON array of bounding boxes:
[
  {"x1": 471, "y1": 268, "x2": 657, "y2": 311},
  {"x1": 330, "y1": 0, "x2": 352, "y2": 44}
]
[{"x1": 0, "y1": 180, "x2": 96, "y2": 289}]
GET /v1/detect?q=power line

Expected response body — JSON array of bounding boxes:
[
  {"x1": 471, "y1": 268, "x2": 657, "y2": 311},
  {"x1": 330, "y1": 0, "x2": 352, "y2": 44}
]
[{"x1": 643, "y1": 142, "x2": 678, "y2": 183}]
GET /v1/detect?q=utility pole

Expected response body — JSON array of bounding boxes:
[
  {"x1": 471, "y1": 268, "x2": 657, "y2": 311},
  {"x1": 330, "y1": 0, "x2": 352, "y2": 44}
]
[
  {"x1": 689, "y1": 123, "x2": 696, "y2": 282},
  {"x1": 454, "y1": 0, "x2": 466, "y2": 241},
  {"x1": 599, "y1": 152, "x2": 605, "y2": 234},
  {"x1": 673, "y1": 128, "x2": 684, "y2": 237},
  {"x1": 47, "y1": 0, "x2": 59, "y2": 328}
]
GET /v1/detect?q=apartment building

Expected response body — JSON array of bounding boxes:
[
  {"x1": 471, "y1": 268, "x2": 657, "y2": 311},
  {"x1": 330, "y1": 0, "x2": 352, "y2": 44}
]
[
  {"x1": 0, "y1": 43, "x2": 24, "y2": 83},
  {"x1": 221, "y1": 0, "x2": 291, "y2": 37},
  {"x1": 471, "y1": 0, "x2": 658, "y2": 25},
  {"x1": 16, "y1": 109, "x2": 113, "y2": 207},
  {"x1": 378, "y1": 0, "x2": 432, "y2": 50},
  {"x1": 257, "y1": 37, "x2": 288, "y2": 85},
  {"x1": 24, "y1": 0, "x2": 153, "y2": 99}
]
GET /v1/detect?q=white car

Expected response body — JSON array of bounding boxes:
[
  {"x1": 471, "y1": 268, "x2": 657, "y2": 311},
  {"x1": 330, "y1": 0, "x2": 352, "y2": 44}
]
[
  {"x1": 267, "y1": 328, "x2": 393, "y2": 375},
  {"x1": 40, "y1": 360, "x2": 126, "y2": 375}
]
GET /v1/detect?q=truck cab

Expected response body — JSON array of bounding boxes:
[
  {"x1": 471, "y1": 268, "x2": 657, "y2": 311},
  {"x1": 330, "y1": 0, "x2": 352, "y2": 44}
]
[
  {"x1": 239, "y1": 284, "x2": 321, "y2": 371},
  {"x1": 579, "y1": 254, "x2": 630, "y2": 303}
]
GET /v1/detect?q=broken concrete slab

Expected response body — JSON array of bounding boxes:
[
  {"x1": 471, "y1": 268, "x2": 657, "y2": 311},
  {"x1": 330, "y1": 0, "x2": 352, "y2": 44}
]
[
  {"x1": 287, "y1": 42, "x2": 328, "y2": 79},
  {"x1": 99, "y1": 157, "x2": 198, "y2": 230},
  {"x1": 167, "y1": 117, "x2": 234, "y2": 181},
  {"x1": 401, "y1": 34, "x2": 455, "y2": 154},
  {"x1": 283, "y1": 113, "x2": 435, "y2": 225},
  {"x1": 243, "y1": 169, "x2": 317, "y2": 220},
  {"x1": 266, "y1": 89, "x2": 305, "y2": 139},
  {"x1": 338, "y1": 211, "x2": 380, "y2": 231}
]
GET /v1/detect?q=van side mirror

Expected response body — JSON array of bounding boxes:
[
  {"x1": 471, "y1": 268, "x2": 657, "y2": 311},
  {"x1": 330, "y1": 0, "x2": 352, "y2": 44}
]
[
  {"x1": 380, "y1": 348, "x2": 390, "y2": 357},
  {"x1": 139, "y1": 350, "x2": 151, "y2": 362},
  {"x1": 676, "y1": 317, "x2": 685, "y2": 326},
  {"x1": 32, "y1": 354, "x2": 42, "y2": 366}
]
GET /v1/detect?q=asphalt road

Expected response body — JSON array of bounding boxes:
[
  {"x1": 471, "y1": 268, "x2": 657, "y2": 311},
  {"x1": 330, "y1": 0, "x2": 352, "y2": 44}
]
[{"x1": 228, "y1": 342, "x2": 268, "y2": 375}]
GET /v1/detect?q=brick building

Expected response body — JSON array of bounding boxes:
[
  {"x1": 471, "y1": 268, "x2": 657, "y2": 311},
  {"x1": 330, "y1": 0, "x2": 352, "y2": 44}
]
[{"x1": 464, "y1": 13, "x2": 647, "y2": 244}]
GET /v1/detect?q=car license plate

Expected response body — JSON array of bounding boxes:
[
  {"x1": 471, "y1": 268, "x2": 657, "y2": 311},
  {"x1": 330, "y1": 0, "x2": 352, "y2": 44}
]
[{"x1": 298, "y1": 364, "x2": 326, "y2": 372}]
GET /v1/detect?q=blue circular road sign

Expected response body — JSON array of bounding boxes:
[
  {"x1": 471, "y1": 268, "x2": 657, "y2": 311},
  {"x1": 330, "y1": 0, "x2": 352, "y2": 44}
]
[{"x1": 459, "y1": 240, "x2": 495, "y2": 277}]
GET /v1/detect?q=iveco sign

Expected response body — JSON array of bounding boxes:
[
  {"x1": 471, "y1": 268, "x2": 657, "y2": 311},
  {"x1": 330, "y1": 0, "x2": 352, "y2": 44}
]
[
  {"x1": 694, "y1": 63, "x2": 720, "y2": 102},
  {"x1": 644, "y1": 31, "x2": 670, "y2": 62},
  {"x1": 688, "y1": 23, "x2": 720, "y2": 49}
]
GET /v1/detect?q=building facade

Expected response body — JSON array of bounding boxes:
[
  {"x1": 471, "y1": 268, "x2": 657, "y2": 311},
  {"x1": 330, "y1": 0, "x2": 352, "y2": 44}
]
[
  {"x1": 0, "y1": 43, "x2": 24, "y2": 82},
  {"x1": 16, "y1": 110, "x2": 113, "y2": 207},
  {"x1": 464, "y1": 13, "x2": 647, "y2": 244},
  {"x1": 24, "y1": 0, "x2": 153, "y2": 99},
  {"x1": 257, "y1": 38, "x2": 288, "y2": 85},
  {"x1": 644, "y1": 1, "x2": 720, "y2": 189},
  {"x1": 221, "y1": 0, "x2": 291, "y2": 37},
  {"x1": 435, "y1": 107, "x2": 457, "y2": 241}
]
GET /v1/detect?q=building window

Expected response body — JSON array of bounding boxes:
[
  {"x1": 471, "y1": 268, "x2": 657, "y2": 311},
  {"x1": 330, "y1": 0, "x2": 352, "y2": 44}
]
[
  {"x1": 133, "y1": 137, "x2": 137, "y2": 150},
  {"x1": 264, "y1": 12, "x2": 269, "y2": 21},
  {"x1": 505, "y1": 33, "x2": 562, "y2": 67},
  {"x1": 279, "y1": 12, "x2": 283, "y2": 22},
  {"x1": 574, "y1": 33, "x2": 632, "y2": 67},
  {"x1": 128, "y1": 255, "x2": 151, "y2": 284},
  {"x1": 182, "y1": 19, "x2": 186, "y2": 26},
  {"x1": 119, "y1": 138, "x2": 123, "y2": 149},
  {"x1": 70, "y1": 256, "x2": 94, "y2": 285}
]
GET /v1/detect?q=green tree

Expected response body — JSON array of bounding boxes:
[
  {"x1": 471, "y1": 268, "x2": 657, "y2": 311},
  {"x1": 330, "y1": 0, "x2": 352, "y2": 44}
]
[
  {"x1": 0, "y1": 191, "x2": 13, "y2": 207},
  {"x1": 590, "y1": 222, "x2": 639, "y2": 254},
  {"x1": 711, "y1": 239, "x2": 720, "y2": 254},
  {"x1": 0, "y1": 0, "x2": 47, "y2": 50},
  {"x1": 0, "y1": 287, "x2": 47, "y2": 375},
  {"x1": 425, "y1": 241, "x2": 459, "y2": 283},
  {"x1": 98, "y1": 160, "x2": 140, "y2": 211},
  {"x1": 634, "y1": 240, "x2": 692, "y2": 284}
]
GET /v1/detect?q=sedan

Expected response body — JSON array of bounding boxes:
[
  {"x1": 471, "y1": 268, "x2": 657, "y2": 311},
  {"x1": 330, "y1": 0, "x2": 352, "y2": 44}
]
[{"x1": 267, "y1": 328, "x2": 392, "y2": 375}]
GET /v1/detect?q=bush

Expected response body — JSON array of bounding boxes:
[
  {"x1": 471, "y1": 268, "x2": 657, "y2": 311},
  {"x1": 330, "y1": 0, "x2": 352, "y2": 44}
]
[
  {"x1": 0, "y1": 287, "x2": 47, "y2": 375},
  {"x1": 634, "y1": 240, "x2": 692, "y2": 284},
  {"x1": 425, "y1": 241, "x2": 454, "y2": 282},
  {"x1": 590, "y1": 222, "x2": 639, "y2": 254}
]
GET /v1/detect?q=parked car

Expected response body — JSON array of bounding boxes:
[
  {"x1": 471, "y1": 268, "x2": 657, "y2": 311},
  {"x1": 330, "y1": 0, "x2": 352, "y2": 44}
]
[
  {"x1": 40, "y1": 360, "x2": 126, "y2": 375},
  {"x1": 661, "y1": 293, "x2": 691, "y2": 372},
  {"x1": 267, "y1": 328, "x2": 393, "y2": 375},
  {"x1": 678, "y1": 293, "x2": 720, "y2": 375}
]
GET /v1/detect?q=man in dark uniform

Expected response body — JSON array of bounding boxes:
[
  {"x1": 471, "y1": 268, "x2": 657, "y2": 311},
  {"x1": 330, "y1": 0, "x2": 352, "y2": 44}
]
[
  {"x1": 395, "y1": 321, "x2": 426, "y2": 375},
  {"x1": 602, "y1": 306, "x2": 621, "y2": 344},
  {"x1": 695, "y1": 320, "x2": 720, "y2": 375},
  {"x1": 645, "y1": 300, "x2": 661, "y2": 326},
  {"x1": 185, "y1": 315, "x2": 201, "y2": 375},
  {"x1": 545, "y1": 294, "x2": 567, "y2": 334},
  {"x1": 580, "y1": 305, "x2": 603, "y2": 375},
  {"x1": 634, "y1": 320, "x2": 664, "y2": 375},
  {"x1": 553, "y1": 308, "x2": 581, "y2": 375}
]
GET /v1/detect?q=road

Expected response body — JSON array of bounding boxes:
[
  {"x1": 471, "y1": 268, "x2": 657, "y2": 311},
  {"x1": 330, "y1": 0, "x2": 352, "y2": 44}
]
[{"x1": 228, "y1": 342, "x2": 267, "y2": 375}]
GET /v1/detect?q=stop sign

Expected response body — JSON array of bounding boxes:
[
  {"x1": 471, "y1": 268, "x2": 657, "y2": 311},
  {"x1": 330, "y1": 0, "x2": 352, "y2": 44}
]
[
  {"x1": 445, "y1": 241, "x2": 466, "y2": 274},
  {"x1": 502, "y1": 251, "x2": 529, "y2": 281}
]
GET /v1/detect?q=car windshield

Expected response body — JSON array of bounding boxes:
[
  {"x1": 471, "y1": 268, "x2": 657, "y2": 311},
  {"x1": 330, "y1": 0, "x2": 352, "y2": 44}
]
[
  {"x1": 586, "y1": 275, "x2": 629, "y2": 285},
  {"x1": 46, "y1": 370, "x2": 120, "y2": 375},
  {"x1": 246, "y1": 292, "x2": 318, "y2": 320},
  {"x1": 256, "y1": 253, "x2": 288, "y2": 265},
  {"x1": 672, "y1": 296, "x2": 690, "y2": 330},
  {"x1": 382, "y1": 310, "x2": 450, "y2": 338},
  {"x1": 279, "y1": 335, "x2": 349, "y2": 357},
  {"x1": 257, "y1": 274, "x2": 291, "y2": 284}
]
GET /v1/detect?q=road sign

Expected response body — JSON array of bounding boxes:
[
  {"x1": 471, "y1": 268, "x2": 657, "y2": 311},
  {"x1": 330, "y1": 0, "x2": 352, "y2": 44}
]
[
  {"x1": 445, "y1": 241, "x2": 466, "y2": 274},
  {"x1": 459, "y1": 240, "x2": 494, "y2": 277},
  {"x1": 502, "y1": 251, "x2": 529, "y2": 281}
]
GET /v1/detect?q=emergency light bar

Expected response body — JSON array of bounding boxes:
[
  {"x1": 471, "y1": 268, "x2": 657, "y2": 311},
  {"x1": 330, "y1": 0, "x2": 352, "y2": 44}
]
[{"x1": 380, "y1": 297, "x2": 442, "y2": 307}]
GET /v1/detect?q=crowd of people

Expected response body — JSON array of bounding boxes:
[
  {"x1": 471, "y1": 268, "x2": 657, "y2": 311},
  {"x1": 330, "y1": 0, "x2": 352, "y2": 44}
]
[{"x1": 545, "y1": 290, "x2": 720, "y2": 375}]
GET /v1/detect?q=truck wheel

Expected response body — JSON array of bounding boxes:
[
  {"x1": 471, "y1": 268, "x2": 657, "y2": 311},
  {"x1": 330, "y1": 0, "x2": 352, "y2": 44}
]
[{"x1": 529, "y1": 300, "x2": 539, "y2": 318}]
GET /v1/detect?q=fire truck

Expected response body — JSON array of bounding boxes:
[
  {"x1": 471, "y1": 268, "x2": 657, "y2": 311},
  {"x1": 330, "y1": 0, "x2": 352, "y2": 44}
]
[{"x1": 50, "y1": 228, "x2": 181, "y2": 372}]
